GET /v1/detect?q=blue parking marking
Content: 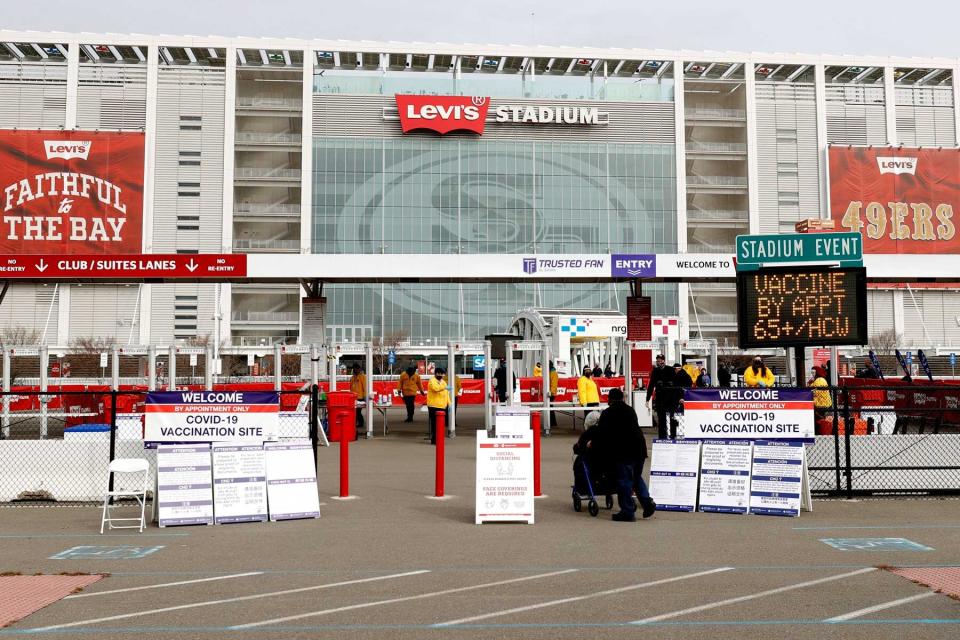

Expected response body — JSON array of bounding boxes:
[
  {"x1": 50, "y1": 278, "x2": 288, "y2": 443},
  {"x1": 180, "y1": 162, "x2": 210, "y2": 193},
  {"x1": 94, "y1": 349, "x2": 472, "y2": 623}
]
[
  {"x1": 819, "y1": 538, "x2": 933, "y2": 552},
  {"x1": 49, "y1": 545, "x2": 165, "y2": 560}
]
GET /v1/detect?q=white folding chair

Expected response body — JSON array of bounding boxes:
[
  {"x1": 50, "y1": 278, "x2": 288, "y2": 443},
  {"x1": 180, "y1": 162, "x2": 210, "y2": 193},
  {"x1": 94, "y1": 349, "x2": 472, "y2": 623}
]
[{"x1": 100, "y1": 458, "x2": 150, "y2": 534}]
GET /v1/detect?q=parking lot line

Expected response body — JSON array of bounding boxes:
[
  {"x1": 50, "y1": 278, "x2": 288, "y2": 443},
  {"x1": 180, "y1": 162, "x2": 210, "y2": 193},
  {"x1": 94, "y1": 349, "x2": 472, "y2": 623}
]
[
  {"x1": 32, "y1": 570, "x2": 430, "y2": 631},
  {"x1": 824, "y1": 592, "x2": 937, "y2": 622},
  {"x1": 64, "y1": 571, "x2": 264, "y2": 599},
  {"x1": 230, "y1": 568, "x2": 579, "y2": 630},
  {"x1": 632, "y1": 567, "x2": 876, "y2": 624},
  {"x1": 435, "y1": 567, "x2": 734, "y2": 626}
]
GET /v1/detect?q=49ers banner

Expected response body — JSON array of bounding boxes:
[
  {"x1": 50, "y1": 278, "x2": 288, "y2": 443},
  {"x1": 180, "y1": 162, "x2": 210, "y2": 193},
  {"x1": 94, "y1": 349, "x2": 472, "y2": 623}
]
[
  {"x1": 0, "y1": 130, "x2": 144, "y2": 254},
  {"x1": 829, "y1": 146, "x2": 958, "y2": 254}
]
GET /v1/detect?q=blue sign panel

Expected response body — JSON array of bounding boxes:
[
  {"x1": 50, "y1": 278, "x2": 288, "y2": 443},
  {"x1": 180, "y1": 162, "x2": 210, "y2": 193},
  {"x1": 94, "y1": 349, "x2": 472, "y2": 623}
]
[
  {"x1": 473, "y1": 355, "x2": 485, "y2": 371},
  {"x1": 387, "y1": 350, "x2": 396, "y2": 365}
]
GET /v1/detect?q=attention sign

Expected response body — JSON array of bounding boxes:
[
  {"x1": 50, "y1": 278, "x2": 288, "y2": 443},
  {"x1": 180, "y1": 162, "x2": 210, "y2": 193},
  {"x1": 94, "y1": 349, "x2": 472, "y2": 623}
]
[{"x1": 736, "y1": 267, "x2": 867, "y2": 348}]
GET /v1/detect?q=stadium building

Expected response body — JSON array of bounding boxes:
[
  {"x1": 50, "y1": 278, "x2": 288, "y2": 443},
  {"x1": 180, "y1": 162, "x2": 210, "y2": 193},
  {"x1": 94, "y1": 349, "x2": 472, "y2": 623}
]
[{"x1": 1, "y1": 30, "x2": 960, "y2": 352}]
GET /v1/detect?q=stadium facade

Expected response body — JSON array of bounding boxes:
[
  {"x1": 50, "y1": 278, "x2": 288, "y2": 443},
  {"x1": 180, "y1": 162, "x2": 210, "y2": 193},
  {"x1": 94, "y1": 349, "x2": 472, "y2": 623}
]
[{"x1": 1, "y1": 29, "x2": 959, "y2": 350}]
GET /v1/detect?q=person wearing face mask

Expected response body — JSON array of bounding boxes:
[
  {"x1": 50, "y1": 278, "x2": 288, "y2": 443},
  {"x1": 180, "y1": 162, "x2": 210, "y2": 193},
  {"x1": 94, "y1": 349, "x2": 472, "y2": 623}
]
[
  {"x1": 744, "y1": 357, "x2": 775, "y2": 388},
  {"x1": 645, "y1": 354, "x2": 675, "y2": 439},
  {"x1": 577, "y1": 366, "x2": 601, "y2": 408},
  {"x1": 427, "y1": 367, "x2": 450, "y2": 445}
]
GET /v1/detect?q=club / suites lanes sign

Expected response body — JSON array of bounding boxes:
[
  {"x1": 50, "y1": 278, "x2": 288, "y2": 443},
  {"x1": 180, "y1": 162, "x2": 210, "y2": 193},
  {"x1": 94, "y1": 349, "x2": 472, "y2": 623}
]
[{"x1": 0, "y1": 254, "x2": 247, "y2": 279}]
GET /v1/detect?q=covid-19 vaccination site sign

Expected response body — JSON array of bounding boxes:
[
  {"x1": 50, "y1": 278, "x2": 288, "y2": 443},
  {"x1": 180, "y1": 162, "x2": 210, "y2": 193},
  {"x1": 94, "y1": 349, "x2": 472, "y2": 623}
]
[
  {"x1": 682, "y1": 389, "x2": 814, "y2": 442},
  {"x1": 145, "y1": 391, "x2": 279, "y2": 444}
]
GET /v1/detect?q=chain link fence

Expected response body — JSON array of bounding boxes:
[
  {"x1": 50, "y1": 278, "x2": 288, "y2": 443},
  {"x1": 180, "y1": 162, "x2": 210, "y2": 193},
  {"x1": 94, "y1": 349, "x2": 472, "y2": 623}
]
[
  {"x1": 652, "y1": 384, "x2": 960, "y2": 498},
  {"x1": 0, "y1": 388, "x2": 317, "y2": 506}
]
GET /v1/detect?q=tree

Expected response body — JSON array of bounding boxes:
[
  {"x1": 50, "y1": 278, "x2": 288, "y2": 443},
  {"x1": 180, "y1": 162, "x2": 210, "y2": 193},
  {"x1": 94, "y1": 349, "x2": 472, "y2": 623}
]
[
  {"x1": 1, "y1": 325, "x2": 42, "y2": 383},
  {"x1": 868, "y1": 329, "x2": 901, "y2": 355},
  {"x1": 373, "y1": 330, "x2": 409, "y2": 374}
]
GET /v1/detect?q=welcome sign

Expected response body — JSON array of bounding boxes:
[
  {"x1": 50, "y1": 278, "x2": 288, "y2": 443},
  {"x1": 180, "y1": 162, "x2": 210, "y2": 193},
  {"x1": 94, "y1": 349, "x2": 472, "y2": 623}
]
[{"x1": 145, "y1": 391, "x2": 279, "y2": 444}]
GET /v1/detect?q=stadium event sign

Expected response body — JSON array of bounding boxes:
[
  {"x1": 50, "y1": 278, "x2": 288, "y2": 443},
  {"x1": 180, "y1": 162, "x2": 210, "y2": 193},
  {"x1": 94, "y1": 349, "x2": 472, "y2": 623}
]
[
  {"x1": 0, "y1": 130, "x2": 144, "y2": 254},
  {"x1": 829, "y1": 146, "x2": 959, "y2": 254},
  {"x1": 394, "y1": 94, "x2": 607, "y2": 135}
]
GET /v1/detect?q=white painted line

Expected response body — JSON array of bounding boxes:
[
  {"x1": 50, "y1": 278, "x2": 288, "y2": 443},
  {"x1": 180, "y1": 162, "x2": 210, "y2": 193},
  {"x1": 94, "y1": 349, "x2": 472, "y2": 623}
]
[
  {"x1": 32, "y1": 570, "x2": 429, "y2": 631},
  {"x1": 231, "y1": 568, "x2": 578, "y2": 629},
  {"x1": 436, "y1": 567, "x2": 734, "y2": 626},
  {"x1": 632, "y1": 567, "x2": 876, "y2": 624},
  {"x1": 824, "y1": 591, "x2": 936, "y2": 622},
  {"x1": 65, "y1": 571, "x2": 264, "y2": 599}
]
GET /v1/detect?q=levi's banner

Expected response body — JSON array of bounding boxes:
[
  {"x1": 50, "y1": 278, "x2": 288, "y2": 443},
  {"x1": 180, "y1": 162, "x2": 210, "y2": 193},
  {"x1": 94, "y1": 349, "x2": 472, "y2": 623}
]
[
  {"x1": 145, "y1": 391, "x2": 279, "y2": 444},
  {"x1": 395, "y1": 95, "x2": 489, "y2": 135},
  {"x1": 829, "y1": 146, "x2": 959, "y2": 254},
  {"x1": 0, "y1": 130, "x2": 144, "y2": 254},
  {"x1": 682, "y1": 388, "x2": 814, "y2": 441}
]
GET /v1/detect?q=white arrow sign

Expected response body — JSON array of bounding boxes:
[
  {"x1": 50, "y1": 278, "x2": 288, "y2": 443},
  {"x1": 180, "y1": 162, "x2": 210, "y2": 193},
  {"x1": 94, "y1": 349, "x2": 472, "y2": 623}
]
[
  {"x1": 185, "y1": 259, "x2": 198, "y2": 273},
  {"x1": 36, "y1": 259, "x2": 48, "y2": 273}
]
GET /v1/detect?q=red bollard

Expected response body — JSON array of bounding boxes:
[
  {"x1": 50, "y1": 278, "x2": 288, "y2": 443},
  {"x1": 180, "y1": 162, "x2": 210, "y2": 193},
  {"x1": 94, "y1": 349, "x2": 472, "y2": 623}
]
[
  {"x1": 530, "y1": 411, "x2": 542, "y2": 497},
  {"x1": 435, "y1": 410, "x2": 446, "y2": 497},
  {"x1": 338, "y1": 410, "x2": 350, "y2": 498}
]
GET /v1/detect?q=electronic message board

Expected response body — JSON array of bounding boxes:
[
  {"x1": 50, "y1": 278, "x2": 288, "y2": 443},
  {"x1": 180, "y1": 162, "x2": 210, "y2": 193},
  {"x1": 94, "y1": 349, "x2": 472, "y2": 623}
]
[{"x1": 737, "y1": 267, "x2": 867, "y2": 348}]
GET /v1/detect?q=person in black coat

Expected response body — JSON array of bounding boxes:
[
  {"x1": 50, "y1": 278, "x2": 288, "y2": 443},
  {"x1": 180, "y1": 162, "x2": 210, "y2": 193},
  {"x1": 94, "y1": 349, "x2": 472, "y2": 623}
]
[
  {"x1": 645, "y1": 354, "x2": 676, "y2": 439},
  {"x1": 717, "y1": 362, "x2": 732, "y2": 388},
  {"x1": 494, "y1": 361, "x2": 515, "y2": 403},
  {"x1": 575, "y1": 389, "x2": 655, "y2": 521}
]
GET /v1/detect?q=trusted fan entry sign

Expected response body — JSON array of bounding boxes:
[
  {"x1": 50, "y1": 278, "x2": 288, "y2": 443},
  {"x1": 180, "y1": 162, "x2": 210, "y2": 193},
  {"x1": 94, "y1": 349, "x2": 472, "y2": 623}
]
[{"x1": 145, "y1": 391, "x2": 279, "y2": 444}]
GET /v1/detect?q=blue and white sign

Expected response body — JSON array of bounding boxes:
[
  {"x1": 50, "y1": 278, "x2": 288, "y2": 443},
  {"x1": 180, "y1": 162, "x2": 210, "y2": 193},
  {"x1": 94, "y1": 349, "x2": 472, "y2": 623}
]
[
  {"x1": 683, "y1": 388, "x2": 815, "y2": 442},
  {"x1": 144, "y1": 391, "x2": 280, "y2": 444},
  {"x1": 698, "y1": 440, "x2": 752, "y2": 514},
  {"x1": 610, "y1": 254, "x2": 656, "y2": 278},
  {"x1": 473, "y1": 355, "x2": 485, "y2": 371},
  {"x1": 649, "y1": 439, "x2": 701, "y2": 512},
  {"x1": 212, "y1": 443, "x2": 268, "y2": 524},
  {"x1": 951, "y1": 353, "x2": 957, "y2": 367},
  {"x1": 264, "y1": 440, "x2": 320, "y2": 521},
  {"x1": 387, "y1": 350, "x2": 396, "y2": 366},
  {"x1": 749, "y1": 440, "x2": 804, "y2": 517},
  {"x1": 157, "y1": 444, "x2": 214, "y2": 527}
]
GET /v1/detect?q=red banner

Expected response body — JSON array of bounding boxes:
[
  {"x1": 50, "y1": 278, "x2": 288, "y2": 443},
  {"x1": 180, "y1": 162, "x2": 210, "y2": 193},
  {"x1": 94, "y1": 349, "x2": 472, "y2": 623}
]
[
  {"x1": 395, "y1": 95, "x2": 489, "y2": 135},
  {"x1": 829, "y1": 146, "x2": 959, "y2": 254},
  {"x1": 0, "y1": 254, "x2": 246, "y2": 279},
  {"x1": 0, "y1": 130, "x2": 144, "y2": 254}
]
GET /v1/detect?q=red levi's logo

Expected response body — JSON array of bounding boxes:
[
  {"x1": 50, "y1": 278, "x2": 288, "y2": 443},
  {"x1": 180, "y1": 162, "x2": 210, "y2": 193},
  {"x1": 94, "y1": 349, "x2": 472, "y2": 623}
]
[{"x1": 395, "y1": 95, "x2": 489, "y2": 135}]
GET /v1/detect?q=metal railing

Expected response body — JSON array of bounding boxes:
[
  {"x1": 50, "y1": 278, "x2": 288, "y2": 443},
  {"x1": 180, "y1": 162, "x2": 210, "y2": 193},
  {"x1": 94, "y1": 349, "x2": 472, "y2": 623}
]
[
  {"x1": 234, "y1": 202, "x2": 301, "y2": 215},
  {"x1": 687, "y1": 209, "x2": 750, "y2": 221},
  {"x1": 684, "y1": 107, "x2": 747, "y2": 120},
  {"x1": 233, "y1": 238, "x2": 300, "y2": 252},
  {"x1": 235, "y1": 131, "x2": 302, "y2": 144},
  {"x1": 232, "y1": 310, "x2": 300, "y2": 322},
  {"x1": 685, "y1": 141, "x2": 747, "y2": 153},
  {"x1": 686, "y1": 175, "x2": 749, "y2": 186},
  {"x1": 236, "y1": 96, "x2": 303, "y2": 109},
  {"x1": 234, "y1": 167, "x2": 301, "y2": 180}
]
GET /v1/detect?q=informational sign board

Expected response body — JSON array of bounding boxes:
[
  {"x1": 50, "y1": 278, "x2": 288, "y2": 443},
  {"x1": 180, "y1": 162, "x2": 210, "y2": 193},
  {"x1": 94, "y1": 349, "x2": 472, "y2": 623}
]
[
  {"x1": 157, "y1": 444, "x2": 214, "y2": 527},
  {"x1": 626, "y1": 296, "x2": 652, "y2": 341},
  {"x1": 212, "y1": 443, "x2": 268, "y2": 524},
  {"x1": 649, "y1": 439, "x2": 702, "y2": 512},
  {"x1": 683, "y1": 388, "x2": 815, "y2": 442},
  {"x1": 829, "y1": 146, "x2": 960, "y2": 254},
  {"x1": 749, "y1": 440, "x2": 805, "y2": 517},
  {"x1": 475, "y1": 430, "x2": 534, "y2": 524},
  {"x1": 698, "y1": 440, "x2": 752, "y2": 514},
  {"x1": 495, "y1": 405, "x2": 531, "y2": 436},
  {"x1": 0, "y1": 130, "x2": 145, "y2": 255},
  {"x1": 735, "y1": 232, "x2": 862, "y2": 269},
  {"x1": 0, "y1": 254, "x2": 246, "y2": 279},
  {"x1": 264, "y1": 440, "x2": 320, "y2": 521},
  {"x1": 144, "y1": 391, "x2": 279, "y2": 444},
  {"x1": 736, "y1": 267, "x2": 867, "y2": 348}
]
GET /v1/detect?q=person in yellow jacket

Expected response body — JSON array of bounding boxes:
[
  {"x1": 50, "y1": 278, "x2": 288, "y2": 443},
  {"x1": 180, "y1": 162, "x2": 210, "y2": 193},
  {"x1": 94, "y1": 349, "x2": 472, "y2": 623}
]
[
  {"x1": 549, "y1": 362, "x2": 560, "y2": 427},
  {"x1": 397, "y1": 366, "x2": 424, "y2": 423},
  {"x1": 809, "y1": 365, "x2": 832, "y2": 418},
  {"x1": 577, "y1": 366, "x2": 601, "y2": 407},
  {"x1": 744, "y1": 357, "x2": 775, "y2": 388},
  {"x1": 349, "y1": 365, "x2": 367, "y2": 431},
  {"x1": 683, "y1": 362, "x2": 701, "y2": 386},
  {"x1": 533, "y1": 362, "x2": 542, "y2": 377},
  {"x1": 427, "y1": 367, "x2": 450, "y2": 444}
]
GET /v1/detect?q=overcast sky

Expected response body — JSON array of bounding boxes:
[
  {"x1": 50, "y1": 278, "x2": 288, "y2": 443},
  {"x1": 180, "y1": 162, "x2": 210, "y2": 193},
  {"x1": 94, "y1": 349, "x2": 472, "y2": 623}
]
[{"x1": 4, "y1": 0, "x2": 958, "y2": 59}]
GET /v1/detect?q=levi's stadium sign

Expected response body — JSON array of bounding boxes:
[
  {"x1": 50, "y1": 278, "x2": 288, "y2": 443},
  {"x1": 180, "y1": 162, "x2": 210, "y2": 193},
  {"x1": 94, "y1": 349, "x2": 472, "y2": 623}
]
[{"x1": 394, "y1": 94, "x2": 606, "y2": 135}]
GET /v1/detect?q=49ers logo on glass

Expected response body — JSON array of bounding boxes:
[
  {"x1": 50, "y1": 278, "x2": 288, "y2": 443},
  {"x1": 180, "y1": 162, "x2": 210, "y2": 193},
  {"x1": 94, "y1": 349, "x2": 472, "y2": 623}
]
[
  {"x1": 0, "y1": 130, "x2": 144, "y2": 254},
  {"x1": 395, "y1": 95, "x2": 489, "y2": 135}
]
